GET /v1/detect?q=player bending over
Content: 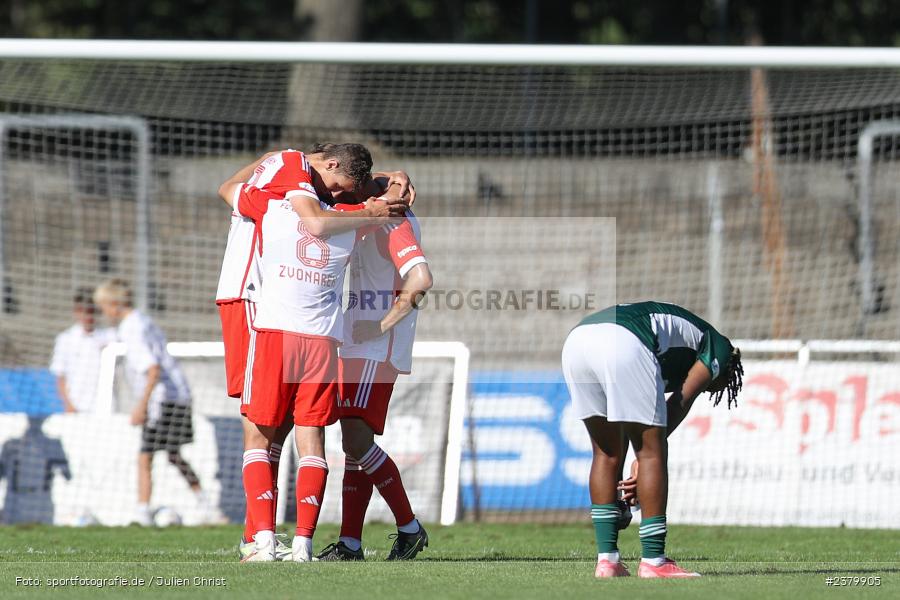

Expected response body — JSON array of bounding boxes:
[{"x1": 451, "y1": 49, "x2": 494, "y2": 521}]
[
  {"x1": 316, "y1": 176, "x2": 432, "y2": 562},
  {"x1": 94, "y1": 279, "x2": 221, "y2": 526},
  {"x1": 562, "y1": 301, "x2": 743, "y2": 578},
  {"x1": 216, "y1": 150, "x2": 415, "y2": 561},
  {"x1": 220, "y1": 145, "x2": 405, "y2": 562}
]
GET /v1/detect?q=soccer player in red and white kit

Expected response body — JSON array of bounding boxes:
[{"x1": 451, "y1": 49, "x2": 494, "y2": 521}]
[
  {"x1": 216, "y1": 151, "x2": 293, "y2": 560},
  {"x1": 316, "y1": 180, "x2": 433, "y2": 561},
  {"x1": 217, "y1": 150, "x2": 415, "y2": 560},
  {"x1": 219, "y1": 144, "x2": 407, "y2": 562}
]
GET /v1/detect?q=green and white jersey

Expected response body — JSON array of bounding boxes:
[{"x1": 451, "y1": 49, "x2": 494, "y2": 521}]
[{"x1": 576, "y1": 301, "x2": 733, "y2": 392}]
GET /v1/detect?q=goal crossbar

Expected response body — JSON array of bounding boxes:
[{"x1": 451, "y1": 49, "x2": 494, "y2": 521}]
[{"x1": 2, "y1": 39, "x2": 900, "y2": 67}]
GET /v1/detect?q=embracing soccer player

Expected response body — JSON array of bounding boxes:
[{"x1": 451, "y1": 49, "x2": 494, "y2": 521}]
[
  {"x1": 216, "y1": 152, "x2": 293, "y2": 560},
  {"x1": 315, "y1": 177, "x2": 432, "y2": 562},
  {"x1": 219, "y1": 144, "x2": 407, "y2": 562},
  {"x1": 216, "y1": 150, "x2": 414, "y2": 561},
  {"x1": 561, "y1": 301, "x2": 743, "y2": 578}
]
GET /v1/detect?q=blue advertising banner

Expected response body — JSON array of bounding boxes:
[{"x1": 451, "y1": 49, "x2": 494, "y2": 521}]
[{"x1": 461, "y1": 371, "x2": 591, "y2": 511}]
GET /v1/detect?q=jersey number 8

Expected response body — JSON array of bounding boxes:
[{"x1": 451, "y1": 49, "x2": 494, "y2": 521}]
[{"x1": 296, "y1": 221, "x2": 330, "y2": 269}]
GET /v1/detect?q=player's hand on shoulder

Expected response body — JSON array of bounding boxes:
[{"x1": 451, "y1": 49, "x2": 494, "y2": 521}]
[
  {"x1": 353, "y1": 320, "x2": 386, "y2": 344},
  {"x1": 364, "y1": 197, "x2": 406, "y2": 221},
  {"x1": 381, "y1": 171, "x2": 416, "y2": 206}
]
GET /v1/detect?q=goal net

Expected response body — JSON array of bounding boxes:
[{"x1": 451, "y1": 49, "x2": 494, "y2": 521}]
[
  {"x1": 0, "y1": 43, "x2": 898, "y2": 528},
  {"x1": 0, "y1": 341, "x2": 467, "y2": 526}
]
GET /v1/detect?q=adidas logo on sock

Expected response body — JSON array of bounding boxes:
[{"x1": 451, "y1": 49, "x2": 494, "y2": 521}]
[
  {"x1": 300, "y1": 496, "x2": 320, "y2": 507},
  {"x1": 256, "y1": 490, "x2": 274, "y2": 500}
]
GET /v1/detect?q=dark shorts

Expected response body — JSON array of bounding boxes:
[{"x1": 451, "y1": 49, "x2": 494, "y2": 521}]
[{"x1": 141, "y1": 402, "x2": 194, "y2": 453}]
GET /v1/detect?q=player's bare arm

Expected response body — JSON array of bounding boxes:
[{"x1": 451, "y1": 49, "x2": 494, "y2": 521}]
[
  {"x1": 619, "y1": 360, "x2": 712, "y2": 504},
  {"x1": 666, "y1": 360, "x2": 713, "y2": 435},
  {"x1": 56, "y1": 376, "x2": 76, "y2": 413},
  {"x1": 289, "y1": 195, "x2": 402, "y2": 237},
  {"x1": 130, "y1": 364, "x2": 161, "y2": 426},
  {"x1": 217, "y1": 156, "x2": 397, "y2": 231},
  {"x1": 55, "y1": 375, "x2": 76, "y2": 413},
  {"x1": 292, "y1": 171, "x2": 408, "y2": 236},
  {"x1": 217, "y1": 152, "x2": 277, "y2": 206},
  {"x1": 353, "y1": 264, "x2": 433, "y2": 344}
]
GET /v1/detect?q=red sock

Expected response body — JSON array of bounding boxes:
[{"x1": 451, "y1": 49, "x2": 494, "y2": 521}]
[
  {"x1": 243, "y1": 514, "x2": 255, "y2": 544},
  {"x1": 359, "y1": 444, "x2": 414, "y2": 527},
  {"x1": 269, "y1": 443, "x2": 282, "y2": 528},
  {"x1": 295, "y1": 456, "x2": 328, "y2": 537},
  {"x1": 242, "y1": 449, "x2": 274, "y2": 536},
  {"x1": 340, "y1": 457, "x2": 373, "y2": 541}
]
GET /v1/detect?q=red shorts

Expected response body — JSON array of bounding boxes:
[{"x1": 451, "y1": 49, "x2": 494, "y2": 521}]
[
  {"x1": 217, "y1": 299, "x2": 255, "y2": 401},
  {"x1": 244, "y1": 330, "x2": 339, "y2": 428},
  {"x1": 338, "y1": 358, "x2": 399, "y2": 435}
]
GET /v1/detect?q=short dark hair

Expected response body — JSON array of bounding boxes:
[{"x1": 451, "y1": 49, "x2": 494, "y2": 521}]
[
  {"x1": 308, "y1": 142, "x2": 373, "y2": 190},
  {"x1": 73, "y1": 287, "x2": 95, "y2": 306}
]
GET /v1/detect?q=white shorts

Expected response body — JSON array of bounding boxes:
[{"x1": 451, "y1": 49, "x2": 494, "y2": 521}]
[{"x1": 562, "y1": 322, "x2": 667, "y2": 426}]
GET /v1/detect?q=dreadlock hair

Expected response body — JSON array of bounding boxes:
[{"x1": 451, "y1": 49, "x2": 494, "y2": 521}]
[
  {"x1": 307, "y1": 142, "x2": 373, "y2": 191},
  {"x1": 711, "y1": 347, "x2": 743, "y2": 409}
]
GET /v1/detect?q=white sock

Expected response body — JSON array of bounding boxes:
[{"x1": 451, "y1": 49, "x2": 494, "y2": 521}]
[
  {"x1": 137, "y1": 503, "x2": 151, "y2": 515},
  {"x1": 254, "y1": 530, "x2": 275, "y2": 547},
  {"x1": 641, "y1": 556, "x2": 666, "y2": 567},
  {"x1": 339, "y1": 536, "x2": 362, "y2": 551},
  {"x1": 293, "y1": 535, "x2": 313, "y2": 557},
  {"x1": 598, "y1": 551, "x2": 620, "y2": 563},
  {"x1": 398, "y1": 518, "x2": 420, "y2": 534}
]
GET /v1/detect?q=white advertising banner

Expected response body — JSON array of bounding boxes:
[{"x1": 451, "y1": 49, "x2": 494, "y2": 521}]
[{"x1": 0, "y1": 354, "x2": 460, "y2": 527}]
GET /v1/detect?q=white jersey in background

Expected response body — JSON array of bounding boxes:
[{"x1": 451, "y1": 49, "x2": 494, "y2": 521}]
[
  {"x1": 49, "y1": 324, "x2": 117, "y2": 411},
  {"x1": 117, "y1": 310, "x2": 192, "y2": 423},
  {"x1": 340, "y1": 213, "x2": 428, "y2": 373}
]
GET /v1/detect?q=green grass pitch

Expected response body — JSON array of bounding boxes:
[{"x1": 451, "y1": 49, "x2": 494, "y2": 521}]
[{"x1": 0, "y1": 522, "x2": 896, "y2": 599}]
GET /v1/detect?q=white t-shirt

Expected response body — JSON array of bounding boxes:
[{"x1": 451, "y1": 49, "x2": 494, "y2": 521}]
[
  {"x1": 340, "y1": 213, "x2": 428, "y2": 373},
  {"x1": 117, "y1": 310, "x2": 191, "y2": 423},
  {"x1": 49, "y1": 324, "x2": 116, "y2": 412}
]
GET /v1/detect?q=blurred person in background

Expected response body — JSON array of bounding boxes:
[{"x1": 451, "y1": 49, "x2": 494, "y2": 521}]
[
  {"x1": 49, "y1": 287, "x2": 116, "y2": 413},
  {"x1": 93, "y1": 278, "x2": 223, "y2": 526}
]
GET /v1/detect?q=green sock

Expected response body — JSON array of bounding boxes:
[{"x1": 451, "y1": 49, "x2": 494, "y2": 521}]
[
  {"x1": 639, "y1": 514, "x2": 667, "y2": 559},
  {"x1": 591, "y1": 503, "x2": 620, "y2": 553}
]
